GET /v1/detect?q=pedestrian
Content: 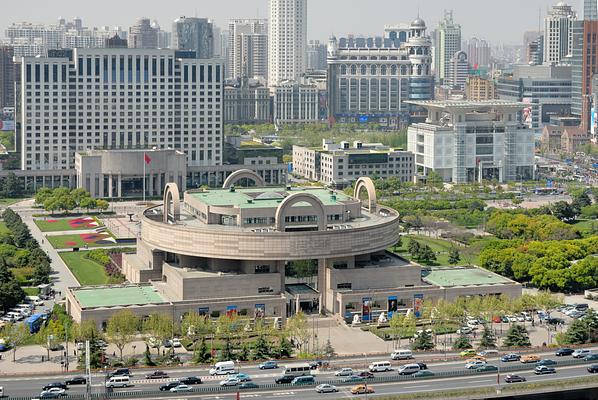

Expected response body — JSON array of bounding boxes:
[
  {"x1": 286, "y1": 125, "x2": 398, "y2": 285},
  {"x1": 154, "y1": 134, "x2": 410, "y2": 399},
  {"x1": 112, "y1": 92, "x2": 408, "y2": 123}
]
[
  {"x1": 112, "y1": 351, "x2": 116, "y2": 357},
  {"x1": 74, "y1": 350, "x2": 76, "y2": 356}
]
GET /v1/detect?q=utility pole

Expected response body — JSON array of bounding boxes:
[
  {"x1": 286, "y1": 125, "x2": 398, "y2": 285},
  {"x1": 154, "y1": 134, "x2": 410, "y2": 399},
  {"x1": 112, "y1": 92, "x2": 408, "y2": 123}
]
[
  {"x1": 85, "y1": 340, "x2": 91, "y2": 400},
  {"x1": 65, "y1": 322, "x2": 69, "y2": 371}
]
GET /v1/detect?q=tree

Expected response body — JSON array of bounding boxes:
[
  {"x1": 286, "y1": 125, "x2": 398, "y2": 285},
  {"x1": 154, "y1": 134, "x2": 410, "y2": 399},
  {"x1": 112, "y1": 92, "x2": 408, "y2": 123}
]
[
  {"x1": 478, "y1": 325, "x2": 497, "y2": 349},
  {"x1": 7, "y1": 322, "x2": 30, "y2": 361},
  {"x1": 143, "y1": 344, "x2": 154, "y2": 366},
  {"x1": 418, "y1": 244, "x2": 437, "y2": 264},
  {"x1": 80, "y1": 197, "x2": 97, "y2": 213},
  {"x1": 323, "y1": 339, "x2": 336, "y2": 359},
  {"x1": 193, "y1": 336, "x2": 211, "y2": 364},
  {"x1": 96, "y1": 199, "x2": 109, "y2": 211},
  {"x1": 143, "y1": 313, "x2": 173, "y2": 355},
  {"x1": 276, "y1": 335, "x2": 293, "y2": 358},
  {"x1": 107, "y1": 310, "x2": 140, "y2": 360},
  {"x1": 551, "y1": 201, "x2": 577, "y2": 222},
  {"x1": 389, "y1": 313, "x2": 405, "y2": 347},
  {"x1": 219, "y1": 337, "x2": 234, "y2": 361},
  {"x1": 251, "y1": 334, "x2": 271, "y2": 360},
  {"x1": 0, "y1": 264, "x2": 25, "y2": 312},
  {"x1": 285, "y1": 311, "x2": 310, "y2": 351},
  {"x1": 565, "y1": 318, "x2": 590, "y2": 344},
  {"x1": 412, "y1": 329, "x2": 434, "y2": 351},
  {"x1": 2, "y1": 172, "x2": 21, "y2": 197},
  {"x1": 453, "y1": 334, "x2": 472, "y2": 350},
  {"x1": 503, "y1": 324, "x2": 531, "y2": 348},
  {"x1": 448, "y1": 248, "x2": 461, "y2": 264}
]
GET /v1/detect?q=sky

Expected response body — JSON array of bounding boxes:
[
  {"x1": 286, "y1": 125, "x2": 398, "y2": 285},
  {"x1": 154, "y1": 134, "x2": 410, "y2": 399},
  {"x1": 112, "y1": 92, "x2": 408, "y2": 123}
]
[{"x1": 0, "y1": 0, "x2": 583, "y2": 45}]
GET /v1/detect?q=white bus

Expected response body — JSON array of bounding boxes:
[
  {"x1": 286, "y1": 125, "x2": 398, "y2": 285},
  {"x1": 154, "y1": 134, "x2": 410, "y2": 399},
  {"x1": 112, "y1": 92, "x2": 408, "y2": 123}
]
[{"x1": 283, "y1": 363, "x2": 311, "y2": 376}]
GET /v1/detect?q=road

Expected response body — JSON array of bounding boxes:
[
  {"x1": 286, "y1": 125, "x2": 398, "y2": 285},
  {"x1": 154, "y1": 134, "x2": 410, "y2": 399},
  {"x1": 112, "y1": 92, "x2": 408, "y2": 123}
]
[{"x1": 2, "y1": 347, "x2": 597, "y2": 399}]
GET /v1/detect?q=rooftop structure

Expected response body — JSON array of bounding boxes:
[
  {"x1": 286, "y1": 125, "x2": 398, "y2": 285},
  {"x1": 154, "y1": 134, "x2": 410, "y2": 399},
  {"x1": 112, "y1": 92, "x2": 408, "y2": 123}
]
[
  {"x1": 423, "y1": 266, "x2": 513, "y2": 287},
  {"x1": 71, "y1": 285, "x2": 166, "y2": 308}
]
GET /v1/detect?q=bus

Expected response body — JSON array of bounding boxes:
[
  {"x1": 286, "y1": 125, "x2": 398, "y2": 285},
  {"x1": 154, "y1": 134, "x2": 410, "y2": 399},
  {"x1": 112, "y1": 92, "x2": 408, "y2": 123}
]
[{"x1": 283, "y1": 363, "x2": 311, "y2": 376}]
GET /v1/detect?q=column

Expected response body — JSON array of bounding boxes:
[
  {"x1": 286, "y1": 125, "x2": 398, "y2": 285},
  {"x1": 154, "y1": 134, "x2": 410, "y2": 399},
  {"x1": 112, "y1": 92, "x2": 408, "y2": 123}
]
[
  {"x1": 157, "y1": 172, "x2": 162, "y2": 195},
  {"x1": 99, "y1": 174, "x2": 104, "y2": 198},
  {"x1": 148, "y1": 172, "x2": 154, "y2": 197},
  {"x1": 317, "y1": 258, "x2": 326, "y2": 314},
  {"x1": 117, "y1": 174, "x2": 122, "y2": 198},
  {"x1": 108, "y1": 174, "x2": 113, "y2": 198}
]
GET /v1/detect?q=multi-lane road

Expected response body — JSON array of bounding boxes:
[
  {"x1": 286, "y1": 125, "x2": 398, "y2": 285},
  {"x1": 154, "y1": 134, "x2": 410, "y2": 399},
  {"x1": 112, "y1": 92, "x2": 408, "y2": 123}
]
[{"x1": 2, "y1": 347, "x2": 597, "y2": 399}]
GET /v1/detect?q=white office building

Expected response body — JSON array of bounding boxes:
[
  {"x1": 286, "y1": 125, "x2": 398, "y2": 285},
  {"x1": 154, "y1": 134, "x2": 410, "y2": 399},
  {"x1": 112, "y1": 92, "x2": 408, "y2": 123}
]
[
  {"x1": 447, "y1": 51, "x2": 469, "y2": 90},
  {"x1": 268, "y1": 0, "x2": 307, "y2": 86},
  {"x1": 273, "y1": 79, "x2": 319, "y2": 124},
  {"x1": 434, "y1": 10, "x2": 461, "y2": 83},
  {"x1": 407, "y1": 100, "x2": 535, "y2": 183},
  {"x1": 228, "y1": 19, "x2": 268, "y2": 81},
  {"x1": 544, "y1": 2, "x2": 577, "y2": 64},
  {"x1": 16, "y1": 48, "x2": 224, "y2": 171}
]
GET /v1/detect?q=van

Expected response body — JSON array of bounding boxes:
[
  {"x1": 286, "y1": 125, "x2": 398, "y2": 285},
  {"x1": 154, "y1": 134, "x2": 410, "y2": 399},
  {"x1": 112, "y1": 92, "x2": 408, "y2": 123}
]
[
  {"x1": 209, "y1": 361, "x2": 236, "y2": 375},
  {"x1": 398, "y1": 364, "x2": 421, "y2": 375},
  {"x1": 477, "y1": 350, "x2": 499, "y2": 358},
  {"x1": 391, "y1": 349, "x2": 413, "y2": 360},
  {"x1": 291, "y1": 375, "x2": 315, "y2": 385},
  {"x1": 105, "y1": 376, "x2": 130, "y2": 388},
  {"x1": 369, "y1": 361, "x2": 392, "y2": 372}
]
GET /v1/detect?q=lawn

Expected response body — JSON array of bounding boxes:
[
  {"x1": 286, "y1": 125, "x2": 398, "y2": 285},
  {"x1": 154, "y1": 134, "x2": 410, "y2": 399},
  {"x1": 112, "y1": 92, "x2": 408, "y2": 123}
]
[
  {"x1": 59, "y1": 251, "x2": 110, "y2": 285},
  {"x1": 0, "y1": 221, "x2": 11, "y2": 236},
  {"x1": 47, "y1": 232, "x2": 118, "y2": 249},
  {"x1": 0, "y1": 198, "x2": 25, "y2": 206},
  {"x1": 391, "y1": 235, "x2": 483, "y2": 266},
  {"x1": 35, "y1": 216, "x2": 103, "y2": 232},
  {"x1": 22, "y1": 287, "x2": 40, "y2": 296}
]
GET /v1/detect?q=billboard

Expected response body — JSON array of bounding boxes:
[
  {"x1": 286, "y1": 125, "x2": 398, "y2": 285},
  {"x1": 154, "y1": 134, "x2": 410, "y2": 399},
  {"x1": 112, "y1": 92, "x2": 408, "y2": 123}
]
[
  {"x1": 521, "y1": 98, "x2": 533, "y2": 128},
  {"x1": 362, "y1": 297, "x2": 372, "y2": 322},
  {"x1": 0, "y1": 120, "x2": 14, "y2": 131},
  {"x1": 198, "y1": 307, "x2": 209, "y2": 316},
  {"x1": 413, "y1": 294, "x2": 424, "y2": 318},
  {"x1": 387, "y1": 296, "x2": 398, "y2": 319},
  {"x1": 254, "y1": 304, "x2": 265, "y2": 319},
  {"x1": 226, "y1": 305, "x2": 237, "y2": 317},
  {"x1": 593, "y1": 107, "x2": 597, "y2": 136}
]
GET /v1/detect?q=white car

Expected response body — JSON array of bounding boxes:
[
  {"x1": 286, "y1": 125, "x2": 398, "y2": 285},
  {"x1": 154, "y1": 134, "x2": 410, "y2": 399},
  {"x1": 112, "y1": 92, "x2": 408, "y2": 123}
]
[
  {"x1": 334, "y1": 368, "x2": 353, "y2": 377},
  {"x1": 170, "y1": 384, "x2": 192, "y2": 393},
  {"x1": 457, "y1": 327, "x2": 472, "y2": 335},
  {"x1": 572, "y1": 349, "x2": 591, "y2": 358},
  {"x1": 316, "y1": 384, "x2": 338, "y2": 393},
  {"x1": 465, "y1": 360, "x2": 487, "y2": 369},
  {"x1": 40, "y1": 388, "x2": 66, "y2": 396},
  {"x1": 172, "y1": 338, "x2": 182, "y2": 348},
  {"x1": 219, "y1": 377, "x2": 240, "y2": 387}
]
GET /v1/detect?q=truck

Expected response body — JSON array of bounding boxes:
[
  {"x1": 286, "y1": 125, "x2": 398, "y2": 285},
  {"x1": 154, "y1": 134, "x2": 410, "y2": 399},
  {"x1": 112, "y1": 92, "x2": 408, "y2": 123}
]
[{"x1": 26, "y1": 313, "x2": 45, "y2": 334}]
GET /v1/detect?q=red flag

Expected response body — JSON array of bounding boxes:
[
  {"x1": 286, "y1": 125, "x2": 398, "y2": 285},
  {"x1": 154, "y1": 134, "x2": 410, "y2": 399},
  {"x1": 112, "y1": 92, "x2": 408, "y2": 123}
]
[{"x1": 144, "y1": 153, "x2": 151, "y2": 165}]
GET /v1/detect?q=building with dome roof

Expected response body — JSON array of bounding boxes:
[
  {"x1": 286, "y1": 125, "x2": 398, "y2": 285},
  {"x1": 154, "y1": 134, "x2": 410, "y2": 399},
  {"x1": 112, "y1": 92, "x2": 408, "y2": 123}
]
[{"x1": 327, "y1": 18, "x2": 434, "y2": 128}]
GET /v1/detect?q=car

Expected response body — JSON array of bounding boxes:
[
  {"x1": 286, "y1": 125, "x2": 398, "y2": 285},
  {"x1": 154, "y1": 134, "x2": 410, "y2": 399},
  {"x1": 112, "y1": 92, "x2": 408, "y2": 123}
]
[
  {"x1": 504, "y1": 374, "x2": 526, "y2": 383},
  {"x1": 315, "y1": 384, "x2": 338, "y2": 393},
  {"x1": 180, "y1": 376, "x2": 202, "y2": 385},
  {"x1": 65, "y1": 376, "x2": 86, "y2": 385},
  {"x1": 40, "y1": 388, "x2": 66, "y2": 397},
  {"x1": 465, "y1": 360, "x2": 486, "y2": 369},
  {"x1": 259, "y1": 360, "x2": 278, "y2": 370},
  {"x1": 357, "y1": 371, "x2": 375, "y2": 378},
  {"x1": 547, "y1": 317, "x2": 565, "y2": 325},
  {"x1": 108, "y1": 368, "x2": 130, "y2": 378},
  {"x1": 49, "y1": 344, "x2": 64, "y2": 352},
  {"x1": 163, "y1": 339, "x2": 173, "y2": 348},
  {"x1": 41, "y1": 383, "x2": 67, "y2": 391},
  {"x1": 413, "y1": 370, "x2": 435, "y2": 378},
  {"x1": 275, "y1": 375, "x2": 296, "y2": 384},
  {"x1": 555, "y1": 348, "x2": 575, "y2": 357},
  {"x1": 351, "y1": 385, "x2": 374, "y2": 395},
  {"x1": 521, "y1": 355, "x2": 540, "y2": 363},
  {"x1": 335, "y1": 368, "x2": 354, "y2": 377},
  {"x1": 500, "y1": 316, "x2": 509, "y2": 323},
  {"x1": 537, "y1": 359, "x2": 557, "y2": 366},
  {"x1": 535, "y1": 366, "x2": 556, "y2": 375},
  {"x1": 232, "y1": 373, "x2": 252, "y2": 382},
  {"x1": 239, "y1": 382, "x2": 260, "y2": 389},
  {"x1": 159, "y1": 382, "x2": 181, "y2": 391},
  {"x1": 416, "y1": 362, "x2": 428, "y2": 370},
  {"x1": 170, "y1": 384, "x2": 192, "y2": 393},
  {"x1": 343, "y1": 375, "x2": 365, "y2": 383},
  {"x1": 507, "y1": 315, "x2": 518, "y2": 322},
  {"x1": 457, "y1": 327, "x2": 472, "y2": 335},
  {"x1": 501, "y1": 353, "x2": 521, "y2": 362},
  {"x1": 39, "y1": 392, "x2": 61, "y2": 399},
  {"x1": 460, "y1": 349, "x2": 477, "y2": 357},
  {"x1": 492, "y1": 316, "x2": 503, "y2": 323},
  {"x1": 220, "y1": 377, "x2": 240, "y2": 387},
  {"x1": 172, "y1": 338, "x2": 182, "y2": 348},
  {"x1": 145, "y1": 370, "x2": 169, "y2": 379},
  {"x1": 569, "y1": 311, "x2": 585, "y2": 319},
  {"x1": 476, "y1": 365, "x2": 498, "y2": 372},
  {"x1": 309, "y1": 360, "x2": 324, "y2": 369},
  {"x1": 587, "y1": 364, "x2": 598, "y2": 373},
  {"x1": 572, "y1": 349, "x2": 592, "y2": 359},
  {"x1": 466, "y1": 356, "x2": 487, "y2": 363},
  {"x1": 584, "y1": 354, "x2": 598, "y2": 361}
]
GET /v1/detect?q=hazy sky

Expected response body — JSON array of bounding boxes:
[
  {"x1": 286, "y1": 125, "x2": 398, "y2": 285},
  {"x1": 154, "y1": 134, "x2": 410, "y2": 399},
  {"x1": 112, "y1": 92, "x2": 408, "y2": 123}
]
[{"x1": 0, "y1": 0, "x2": 583, "y2": 45}]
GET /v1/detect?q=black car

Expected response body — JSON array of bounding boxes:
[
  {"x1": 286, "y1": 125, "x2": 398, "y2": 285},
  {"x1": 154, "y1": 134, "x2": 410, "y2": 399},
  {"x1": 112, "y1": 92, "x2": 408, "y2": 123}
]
[
  {"x1": 39, "y1": 392, "x2": 60, "y2": 399},
  {"x1": 555, "y1": 348, "x2": 575, "y2": 356},
  {"x1": 49, "y1": 344, "x2": 65, "y2": 351},
  {"x1": 108, "y1": 368, "x2": 130, "y2": 378},
  {"x1": 547, "y1": 317, "x2": 565, "y2": 325},
  {"x1": 42, "y1": 382, "x2": 67, "y2": 391},
  {"x1": 65, "y1": 376, "x2": 86, "y2": 385},
  {"x1": 146, "y1": 370, "x2": 169, "y2": 379},
  {"x1": 588, "y1": 364, "x2": 598, "y2": 373},
  {"x1": 159, "y1": 382, "x2": 180, "y2": 391},
  {"x1": 417, "y1": 362, "x2": 428, "y2": 370},
  {"x1": 180, "y1": 376, "x2": 202, "y2": 385},
  {"x1": 504, "y1": 374, "x2": 526, "y2": 383},
  {"x1": 275, "y1": 375, "x2": 296, "y2": 384},
  {"x1": 239, "y1": 382, "x2": 260, "y2": 389},
  {"x1": 357, "y1": 371, "x2": 375, "y2": 379}
]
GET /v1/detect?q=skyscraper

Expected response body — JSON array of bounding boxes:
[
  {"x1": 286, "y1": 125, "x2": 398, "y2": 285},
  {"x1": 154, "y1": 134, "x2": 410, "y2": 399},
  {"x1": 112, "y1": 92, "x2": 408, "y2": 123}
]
[
  {"x1": 467, "y1": 37, "x2": 490, "y2": 68},
  {"x1": 0, "y1": 45, "x2": 15, "y2": 110},
  {"x1": 584, "y1": 0, "x2": 598, "y2": 20},
  {"x1": 172, "y1": 16, "x2": 214, "y2": 59},
  {"x1": 228, "y1": 19, "x2": 268, "y2": 81},
  {"x1": 434, "y1": 10, "x2": 461, "y2": 83},
  {"x1": 570, "y1": 20, "x2": 598, "y2": 128},
  {"x1": 543, "y1": 2, "x2": 577, "y2": 64},
  {"x1": 268, "y1": 0, "x2": 307, "y2": 86},
  {"x1": 447, "y1": 51, "x2": 469, "y2": 90},
  {"x1": 128, "y1": 18, "x2": 158, "y2": 49},
  {"x1": 306, "y1": 40, "x2": 327, "y2": 71},
  {"x1": 523, "y1": 30, "x2": 543, "y2": 63}
]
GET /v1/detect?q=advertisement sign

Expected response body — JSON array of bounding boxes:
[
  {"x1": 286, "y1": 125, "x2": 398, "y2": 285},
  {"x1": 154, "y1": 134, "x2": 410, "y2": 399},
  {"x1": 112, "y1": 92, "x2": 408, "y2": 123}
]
[
  {"x1": 521, "y1": 98, "x2": 533, "y2": 128},
  {"x1": 413, "y1": 294, "x2": 424, "y2": 318},
  {"x1": 198, "y1": 307, "x2": 209, "y2": 316},
  {"x1": 254, "y1": 304, "x2": 265, "y2": 319},
  {"x1": 593, "y1": 107, "x2": 597, "y2": 136},
  {"x1": 387, "y1": 296, "x2": 398, "y2": 319},
  {"x1": 226, "y1": 305, "x2": 237, "y2": 317},
  {"x1": 0, "y1": 120, "x2": 15, "y2": 131},
  {"x1": 362, "y1": 297, "x2": 372, "y2": 322}
]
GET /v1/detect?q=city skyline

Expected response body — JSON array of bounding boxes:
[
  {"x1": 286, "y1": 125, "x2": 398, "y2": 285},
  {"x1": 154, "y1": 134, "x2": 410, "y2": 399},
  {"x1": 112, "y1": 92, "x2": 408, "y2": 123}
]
[{"x1": 0, "y1": 0, "x2": 583, "y2": 45}]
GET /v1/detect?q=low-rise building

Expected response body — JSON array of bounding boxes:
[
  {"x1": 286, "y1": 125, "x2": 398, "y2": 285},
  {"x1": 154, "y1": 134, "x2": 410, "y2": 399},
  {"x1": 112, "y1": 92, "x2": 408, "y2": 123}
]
[
  {"x1": 293, "y1": 140, "x2": 414, "y2": 187},
  {"x1": 272, "y1": 79, "x2": 319, "y2": 124},
  {"x1": 466, "y1": 75, "x2": 496, "y2": 101},
  {"x1": 224, "y1": 78, "x2": 271, "y2": 124},
  {"x1": 562, "y1": 127, "x2": 590, "y2": 153}
]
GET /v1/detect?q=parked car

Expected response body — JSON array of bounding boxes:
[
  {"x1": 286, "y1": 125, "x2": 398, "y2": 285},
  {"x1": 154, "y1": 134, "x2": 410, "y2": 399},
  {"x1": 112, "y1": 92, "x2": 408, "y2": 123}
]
[
  {"x1": 413, "y1": 370, "x2": 435, "y2": 378},
  {"x1": 547, "y1": 317, "x2": 565, "y2": 325},
  {"x1": 504, "y1": 374, "x2": 526, "y2": 383},
  {"x1": 275, "y1": 375, "x2": 296, "y2": 384},
  {"x1": 49, "y1": 344, "x2": 64, "y2": 352},
  {"x1": 587, "y1": 364, "x2": 598, "y2": 373},
  {"x1": 500, "y1": 316, "x2": 509, "y2": 323},
  {"x1": 457, "y1": 327, "x2": 472, "y2": 335},
  {"x1": 42, "y1": 383, "x2": 67, "y2": 391},
  {"x1": 475, "y1": 365, "x2": 498, "y2": 372},
  {"x1": 555, "y1": 348, "x2": 575, "y2": 357},
  {"x1": 159, "y1": 382, "x2": 181, "y2": 391},
  {"x1": 171, "y1": 338, "x2": 182, "y2": 348},
  {"x1": 239, "y1": 382, "x2": 259, "y2": 389},
  {"x1": 536, "y1": 359, "x2": 557, "y2": 366},
  {"x1": 572, "y1": 349, "x2": 592, "y2": 359},
  {"x1": 521, "y1": 355, "x2": 540, "y2": 363},
  {"x1": 259, "y1": 360, "x2": 278, "y2": 370},
  {"x1": 145, "y1": 370, "x2": 169, "y2": 379},
  {"x1": 169, "y1": 384, "x2": 192, "y2": 393},
  {"x1": 501, "y1": 353, "x2": 521, "y2": 362},
  {"x1": 180, "y1": 377, "x2": 202, "y2": 385},
  {"x1": 335, "y1": 368, "x2": 354, "y2": 377},
  {"x1": 315, "y1": 384, "x2": 338, "y2": 393},
  {"x1": 65, "y1": 377, "x2": 86, "y2": 385},
  {"x1": 350, "y1": 385, "x2": 374, "y2": 395},
  {"x1": 534, "y1": 366, "x2": 556, "y2": 375}
]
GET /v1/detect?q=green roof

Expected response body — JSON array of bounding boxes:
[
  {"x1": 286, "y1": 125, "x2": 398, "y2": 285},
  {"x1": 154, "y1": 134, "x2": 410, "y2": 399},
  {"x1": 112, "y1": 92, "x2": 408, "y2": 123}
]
[
  {"x1": 73, "y1": 285, "x2": 166, "y2": 308},
  {"x1": 190, "y1": 187, "x2": 352, "y2": 209},
  {"x1": 424, "y1": 267, "x2": 512, "y2": 287}
]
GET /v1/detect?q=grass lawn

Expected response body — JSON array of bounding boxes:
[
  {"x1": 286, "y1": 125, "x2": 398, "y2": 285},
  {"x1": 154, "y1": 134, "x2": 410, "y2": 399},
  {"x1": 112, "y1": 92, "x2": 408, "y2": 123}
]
[
  {"x1": 22, "y1": 287, "x2": 40, "y2": 296},
  {"x1": 0, "y1": 221, "x2": 11, "y2": 236},
  {"x1": 59, "y1": 251, "x2": 110, "y2": 285},
  {"x1": 47, "y1": 232, "x2": 118, "y2": 249},
  {"x1": 35, "y1": 216, "x2": 103, "y2": 232},
  {"x1": 0, "y1": 198, "x2": 25, "y2": 206},
  {"x1": 391, "y1": 235, "x2": 483, "y2": 266}
]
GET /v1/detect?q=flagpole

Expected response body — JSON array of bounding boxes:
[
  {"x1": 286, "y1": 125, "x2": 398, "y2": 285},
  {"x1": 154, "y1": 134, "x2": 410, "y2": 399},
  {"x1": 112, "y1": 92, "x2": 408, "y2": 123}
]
[{"x1": 143, "y1": 152, "x2": 146, "y2": 203}]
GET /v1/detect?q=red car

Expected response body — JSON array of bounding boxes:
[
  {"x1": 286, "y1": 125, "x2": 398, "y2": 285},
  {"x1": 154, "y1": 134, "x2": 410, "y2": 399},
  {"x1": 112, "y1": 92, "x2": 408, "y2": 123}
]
[{"x1": 357, "y1": 371, "x2": 375, "y2": 379}]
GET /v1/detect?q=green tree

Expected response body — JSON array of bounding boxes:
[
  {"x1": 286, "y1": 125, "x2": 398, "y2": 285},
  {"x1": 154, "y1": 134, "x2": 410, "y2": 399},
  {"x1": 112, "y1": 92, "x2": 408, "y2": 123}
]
[
  {"x1": 219, "y1": 337, "x2": 234, "y2": 361},
  {"x1": 565, "y1": 318, "x2": 590, "y2": 344},
  {"x1": 418, "y1": 244, "x2": 437, "y2": 264},
  {"x1": 453, "y1": 334, "x2": 472, "y2": 350},
  {"x1": 251, "y1": 334, "x2": 271, "y2": 360},
  {"x1": 276, "y1": 335, "x2": 293, "y2": 358},
  {"x1": 96, "y1": 199, "x2": 109, "y2": 211},
  {"x1": 323, "y1": 339, "x2": 336, "y2": 359},
  {"x1": 551, "y1": 201, "x2": 577, "y2": 222},
  {"x1": 412, "y1": 329, "x2": 434, "y2": 351},
  {"x1": 7, "y1": 322, "x2": 31, "y2": 361},
  {"x1": 448, "y1": 248, "x2": 461, "y2": 264},
  {"x1": 285, "y1": 311, "x2": 309, "y2": 351},
  {"x1": 193, "y1": 336, "x2": 211, "y2": 364},
  {"x1": 107, "y1": 309, "x2": 140, "y2": 360},
  {"x1": 408, "y1": 239, "x2": 421, "y2": 258},
  {"x1": 143, "y1": 344, "x2": 154, "y2": 366},
  {"x1": 478, "y1": 325, "x2": 497, "y2": 349},
  {"x1": 143, "y1": 313, "x2": 173, "y2": 355},
  {"x1": 2, "y1": 172, "x2": 21, "y2": 197},
  {"x1": 503, "y1": 324, "x2": 531, "y2": 347}
]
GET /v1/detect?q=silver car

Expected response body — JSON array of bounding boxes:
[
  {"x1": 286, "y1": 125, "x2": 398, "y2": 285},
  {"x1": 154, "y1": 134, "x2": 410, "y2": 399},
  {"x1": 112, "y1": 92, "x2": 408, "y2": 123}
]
[{"x1": 316, "y1": 384, "x2": 338, "y2": 393}]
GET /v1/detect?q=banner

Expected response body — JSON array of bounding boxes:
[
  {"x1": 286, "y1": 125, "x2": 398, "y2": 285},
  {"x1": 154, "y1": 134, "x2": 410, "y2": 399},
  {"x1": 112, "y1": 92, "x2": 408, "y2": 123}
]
[
  {"x1": 522, "y1": 98, "x2": 533, "y2": 128},
  {"x1": 362, "y1": 297, "x2": 372, "y2": 322},
  {"x1": 254, "y1": 304, "x2": 265, "y2": 319},
  {"x1": 226, "y1": 305, "x2": 237, "y2": 317},
  {"x1": 198, "y1": 307, "x2": 209, "y2": 316},
  {"x1": 0, "y1": 120, "x2": 14, "y2": 131},
  {"x1": 413, "y1": 294, "x2": 424, "y2": 318},
  {"x1": 593, "y1": 107, "x2": 597, "y2": 135},
  {"x1": 387, "y1": 296, "x2": 398, "y2": 319}
]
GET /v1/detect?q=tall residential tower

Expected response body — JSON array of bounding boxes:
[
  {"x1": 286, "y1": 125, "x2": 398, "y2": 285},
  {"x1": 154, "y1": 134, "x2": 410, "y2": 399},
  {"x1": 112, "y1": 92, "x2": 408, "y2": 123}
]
[
  {"x1": 172, "y1": 16, "x2": 214, "y2": 59},
  {"x1": 228, "y1": 19, "x2": 268, "y2": 81},
  {"x1": 434, "y1": 10, "x2": 461, "y2": 83},
  {"x1": 543, "y1": 2, "x2": 577, "y2": 64}
]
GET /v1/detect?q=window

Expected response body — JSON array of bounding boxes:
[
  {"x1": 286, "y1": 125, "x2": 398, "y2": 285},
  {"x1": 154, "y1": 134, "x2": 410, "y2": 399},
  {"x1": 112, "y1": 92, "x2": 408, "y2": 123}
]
[
  {"x1": 255, "y1": 265, "x2": 271, "y2": 274},
  {"x1": 337, "y1": 283, "x2": 352, "y2": 290},
  {"x1": 258, "y1": 287, "x2": 274, "y2": 293}
]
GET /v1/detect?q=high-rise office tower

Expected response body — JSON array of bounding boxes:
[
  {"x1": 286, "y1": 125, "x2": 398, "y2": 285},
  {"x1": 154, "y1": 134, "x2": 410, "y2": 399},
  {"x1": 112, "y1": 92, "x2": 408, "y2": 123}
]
[
  {"x1": 268, "y1": 0, "x2": 307, "y2": 86},
  {"x1": 467, "y1": 37, "x2": 490, "y2": 68},
  {"x1": 306, "y1": 40, "x2": 327, "y2": 71},
  {"x1": 523, "y1": 30, "x2": 543, "y2": 63},
  {"x1": 128, "y1": 18, "x2": 158, "y2": 49},
  {"x1": 228, "y1": 19, "x2": 268, "y2": 81},
  {"x1": 0, "y1": 45, "x2": 15, "y2": 110},
  {"x1": 584, "y1": 0, "x2": 598, "y2": 20},
  {"x1": 571, "y1": 20, "x2": 598, "y2": 128},
  {"x1": 447, "y1": 51, "x2": 469, "y2": 90},
  {"x1": 544, "y1": 2, "x2": 577, "y2": 64},
  {"x1": 434, "y1": 10, "x2": 461, "y2": 83},
  {"x1": 151, "y1": 20, "x2": 171, "y2": 49},
  {"x1": 16, "y1": 48, "x2": 224, "y2": 170},
  {"x1": 527, "y1": 36, "x2": 544, "y2": 65},
  {"x1": 172, "y1": 16, "x2": 214, "y2": 59}
]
